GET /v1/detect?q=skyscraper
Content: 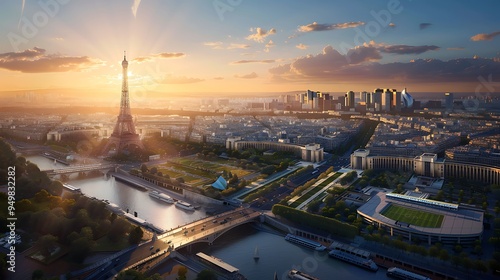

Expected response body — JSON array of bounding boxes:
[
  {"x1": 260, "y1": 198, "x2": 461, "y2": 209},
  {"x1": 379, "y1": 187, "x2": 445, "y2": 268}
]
[
  {"x1": 345, "y1": 91, "x2": 355, "y2": 109},
  {"x1": 392, "y1": 90, "x2": 401, "y2": 112},
  {"x1": 372, "y1": 88, "x2": 383, "y2": 111},
  {"x1": 102, "y1": 52, "x2": 144, "y2": 154},
  {"x1": 445, "y1": 92, "x2": 454, "y2": 111}
]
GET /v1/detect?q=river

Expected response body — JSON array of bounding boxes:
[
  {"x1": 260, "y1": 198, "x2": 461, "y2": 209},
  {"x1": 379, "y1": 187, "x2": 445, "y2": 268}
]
[
  {"x1": 26, "y1": 155, "x2": 390, "y2": 279},
  {"x1": 25, "y1": 156, "x2": 208, "y2": 231},
  {"x1": 197, "y1": 225, "x2": 390, "y2": 280}
]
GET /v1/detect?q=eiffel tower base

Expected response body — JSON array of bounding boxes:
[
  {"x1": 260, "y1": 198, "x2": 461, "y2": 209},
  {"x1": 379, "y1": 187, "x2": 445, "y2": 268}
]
[{"x1": 102, "y1": 133, "x2": 144, "y2": 155}]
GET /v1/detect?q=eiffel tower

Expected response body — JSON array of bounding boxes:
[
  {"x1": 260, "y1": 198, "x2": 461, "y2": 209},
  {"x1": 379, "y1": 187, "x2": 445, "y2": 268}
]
[{"x1": 103, "y1": 52, "x2": 144, "y2": 154}]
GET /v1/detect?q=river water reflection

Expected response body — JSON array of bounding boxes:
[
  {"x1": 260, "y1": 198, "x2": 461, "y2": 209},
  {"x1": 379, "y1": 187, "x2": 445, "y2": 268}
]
[
  {"x1": 26, "y1": 156, "x2": 208, "y2": 231},
  {"x1": 200, "y1": 225, "x2": 389, "y2": 280}
]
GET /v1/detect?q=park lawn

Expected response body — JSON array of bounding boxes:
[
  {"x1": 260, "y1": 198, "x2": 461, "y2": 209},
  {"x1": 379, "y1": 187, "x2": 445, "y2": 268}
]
[
  {"x1": 289, "y1": 173, "x2": 340, "y2": 208},
  {"x1": 173, "y1": 157, "x2": 251, "y2": 178},
  {"x1": 381, "y1": 204, "x2": 444, "y2": 228}
]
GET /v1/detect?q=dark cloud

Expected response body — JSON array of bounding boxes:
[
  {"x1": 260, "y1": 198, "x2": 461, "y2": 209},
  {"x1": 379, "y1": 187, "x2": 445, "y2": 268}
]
[
  {"x1": 419, "y1": 23, "x2": 432, "y2": 30},
  {"x1": 235, "y1": 72, "x2": 258, "y2": 79},
  {"x1": 133, "y1": 52, "x2": 185, "y2": 62},
  {"x1": 0, "y1": 47, "x2": 101, "y2": 73},
  {"x1": 471, "y1": 31, "x2": 500, "y2": 41},
  {"x1": 269, "y1": 45, "x2": 500, "y2": 84},
  {"x1": 379, "y1": 45, "x2": 440, "y2": 54},
  {"x1": 298, "y1": 21, "x2": 365, "y2": 32},
  {"x1": 231, "y1": 59, "x2": 276, "y2": 64}
]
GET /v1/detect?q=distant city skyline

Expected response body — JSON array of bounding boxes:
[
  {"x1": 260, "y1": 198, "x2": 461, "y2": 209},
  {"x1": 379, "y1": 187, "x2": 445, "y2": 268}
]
[{"x1": 0, "y1": 0, "x2": 499, "y2": 98}]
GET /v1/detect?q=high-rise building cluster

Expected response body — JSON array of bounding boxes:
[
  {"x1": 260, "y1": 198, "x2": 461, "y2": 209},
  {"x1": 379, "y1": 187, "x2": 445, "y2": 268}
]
[{"x1": 273, "y1": 88, "x2": 414, "y2": 113}]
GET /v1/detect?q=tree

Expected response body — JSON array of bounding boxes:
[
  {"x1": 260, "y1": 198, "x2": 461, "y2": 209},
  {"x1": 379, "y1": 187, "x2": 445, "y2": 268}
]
[
  {"x1": 261, "y1": 165, "x2": 276, "y2": 175},
  {"x1": 140, "y1": 164, "x2": 148, "y2": 173},
  {"x1": 438, "y1": 249, "x2": 449, "y2": 262},
  {"x1": 129, "y1": 226, "x2": 144, "y2": 245},
  {"x1": 109, "y1": 218, "x2": 130, "y2": 242},
  {"x1": 150, "y1": 167, "x2": 158, "y2": 174},
  {"x1": 195, "y1": 270, "x2": 217, "y2": 280},
  {"x1": 68, "y1": 237, "x2": 93, "y2": 263},
  {"x1": 177, "y1": 266, "x2": 188, "y2": 280},
  {"x1": 37, "y1": 234, "x2": 58, "y2": 258},
  {"x1": 307, "y1": 200, "x2": 322, "y2": 213}
]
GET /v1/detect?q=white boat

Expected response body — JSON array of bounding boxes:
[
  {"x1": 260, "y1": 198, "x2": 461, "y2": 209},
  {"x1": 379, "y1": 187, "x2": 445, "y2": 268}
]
[
  {"x1": 328, "y1": 249, "x2": 378, "y2": 272},
  {"x1": 253, "y1": 246, "x2": 260, "y2": 261},
  {"x1": 149, "y1": 191, "x2": 174, "y2": 204},
  {"x1": 387, "y1": 267, "x2": 431, "y2": 280},
  {"x1": 287, "y1": 269, "x2": 319, "y2": 280},
  {"x1": 328, "y1": 241, "x2": 378, "y2": 272},
  {"x1": 284, "y1": 234, "x2": 326, "y2": 251},
  {"x1": 175, "y1": 200, "x2": 195, "y2": 211}
]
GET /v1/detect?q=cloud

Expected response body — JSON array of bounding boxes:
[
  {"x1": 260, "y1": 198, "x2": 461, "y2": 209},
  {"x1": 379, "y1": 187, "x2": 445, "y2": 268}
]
[
  {"x1": 389, "y1": 23, "x2": 396, "y2": 28},
  {"x1": 264, "y1": 40, "x2": 275, "y2": 52},
  {"x1": 246, "y1": 27, "x2": 276, "y2": 42},
  {"x1": 268, "y1": 45, "x2": 500, "y2": 84},
  {"x1": 161, "y1": 75, "x2": 204, "y2": 84},
  {"x1": 470, "y1": 31, "x2": 500, "y2": 41},
  {"x1": 204, "y1": 42, "x2": 250, "y2": 50},
  {"x1": 204, "y1": 41, "x2": 224, "y2": 49},
  {"x1": 419, "y1": 23, "x2": 432, "y2": 30},
  {"x1": 231, "y1": 59, "x2": 276, "y2": 64},
  {"x1": 235, "y1": 72, "x2": 258, "y2": 79},
  {"x1": 131, "y1": 0, "x2": 141, "y2": 17},
  {"x1": 298, "y1": 21, "x2": 365, "y2": 32},
  {"x1": 296, "y1": 44, "x2": 308, "y2": 50},
  {"x1": 378, "y1": 44, "x2": 440, "y2": 54},
  {"x1": 447, "y1": 47, "x2": 465, "y2": 51},
  {"x1": 227, "y1": 43, "x2": 251, "y2": 49},
  {"x1": 0, "y1": 47, "x2": 102, "y2": 73},
  {"x1": 213, "y1": 77, "x2": 224, "y2": 80},
  {"x1": 132, "y1": 52, "x2": 185, "y2": 63}
]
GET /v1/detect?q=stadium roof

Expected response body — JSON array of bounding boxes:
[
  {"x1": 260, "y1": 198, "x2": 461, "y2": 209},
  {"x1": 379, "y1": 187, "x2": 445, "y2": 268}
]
[{"x1": 358, "y1": 192, "x2": 483, "y2": 236}]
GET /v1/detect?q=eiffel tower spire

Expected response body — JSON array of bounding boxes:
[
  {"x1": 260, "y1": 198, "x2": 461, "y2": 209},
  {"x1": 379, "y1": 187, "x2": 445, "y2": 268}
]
[{"x1": 102, "y1": 52, "x2": 144, "y2": 154}]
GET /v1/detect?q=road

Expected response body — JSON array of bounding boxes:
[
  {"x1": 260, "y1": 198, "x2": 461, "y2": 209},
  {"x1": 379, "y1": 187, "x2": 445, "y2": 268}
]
[{"x1": 91, "y1": 208, "x2": 259, "y2": 279}]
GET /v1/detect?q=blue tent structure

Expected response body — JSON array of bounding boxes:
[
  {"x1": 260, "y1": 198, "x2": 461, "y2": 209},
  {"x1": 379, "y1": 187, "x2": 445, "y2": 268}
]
[{"x1": 211, "y1": 176, "x2": 228, "y2": 190}]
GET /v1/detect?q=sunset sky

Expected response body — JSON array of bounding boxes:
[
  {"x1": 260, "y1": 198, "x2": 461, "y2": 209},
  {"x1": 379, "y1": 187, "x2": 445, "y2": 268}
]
[{"x1": 0, "y1": 0, "x2": 499, "y2": 97}]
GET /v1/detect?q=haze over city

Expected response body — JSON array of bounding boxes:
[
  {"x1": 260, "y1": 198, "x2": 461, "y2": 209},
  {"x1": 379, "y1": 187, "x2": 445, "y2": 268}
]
[{"x1": 0, "y1": 0, "x2": 499, "y2": 104}]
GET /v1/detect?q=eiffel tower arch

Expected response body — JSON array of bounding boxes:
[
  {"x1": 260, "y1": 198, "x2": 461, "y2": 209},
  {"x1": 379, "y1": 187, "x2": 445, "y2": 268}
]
[{"x1": 102, "y1": 52, "x2": 144, "y2": 155}]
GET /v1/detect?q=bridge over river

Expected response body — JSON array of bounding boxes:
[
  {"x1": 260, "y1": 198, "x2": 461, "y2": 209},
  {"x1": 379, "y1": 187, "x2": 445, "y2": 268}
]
[
  {"x1": 71, "y1": 207, "x2": 261, "y2": 279},
  {"x1": 42, "y1": 163, "x2": 118, "y2": 176}
]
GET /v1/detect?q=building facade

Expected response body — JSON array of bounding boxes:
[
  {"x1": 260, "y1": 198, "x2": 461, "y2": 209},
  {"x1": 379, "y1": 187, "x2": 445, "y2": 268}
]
[{"x1": 351, "y1": 149, "x2": 500, "y2": 185}]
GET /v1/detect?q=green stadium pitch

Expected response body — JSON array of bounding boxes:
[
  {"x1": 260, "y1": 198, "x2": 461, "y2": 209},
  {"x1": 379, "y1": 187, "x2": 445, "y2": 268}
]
[{"x1": 380, "y1": 204, "x2": 444, "y2": 228}]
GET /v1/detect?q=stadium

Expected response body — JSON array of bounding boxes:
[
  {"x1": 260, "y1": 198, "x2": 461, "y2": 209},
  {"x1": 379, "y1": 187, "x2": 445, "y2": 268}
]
[{"x1": 357, "y1": 192, "x2": 483, "y2": 245}]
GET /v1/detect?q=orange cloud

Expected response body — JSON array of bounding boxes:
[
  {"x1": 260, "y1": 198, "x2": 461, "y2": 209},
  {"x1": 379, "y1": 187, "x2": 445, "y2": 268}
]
[
  {"x1": 470, "y1": 31, "x2": 500, "y2": 41},
  {"x1": 234, "y1": 72, "x2": 258, "y2": 79},
  {"x1": 246, "y1": 27, "x2": 276, "y2": 42},
  {"x1": 132, "y1": 52, "x2": 185, "y2": 63}
]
